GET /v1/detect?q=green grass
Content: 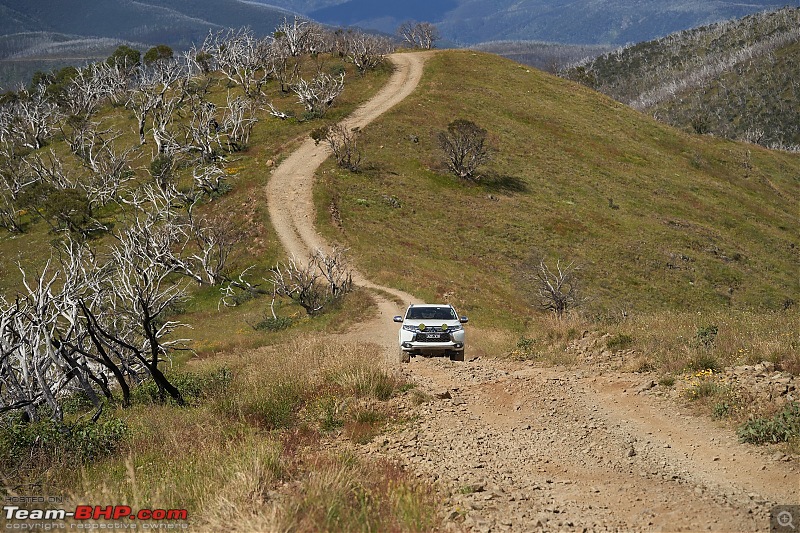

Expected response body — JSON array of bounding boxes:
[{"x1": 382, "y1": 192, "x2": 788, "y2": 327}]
[
  {"x1": 738, "y1": 402, "x2": 800, "y2": 445},
  {"x1": 315, "y1": 50, "x2": 799, "y2": 330}
]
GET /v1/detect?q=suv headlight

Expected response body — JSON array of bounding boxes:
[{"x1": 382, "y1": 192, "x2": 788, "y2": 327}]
[
  {"x1": 449, "y1": 324, "x2": 463, "y2": 332},
  {"x1": 402, "y1": 325, "x2": 417, "y2": 332}
]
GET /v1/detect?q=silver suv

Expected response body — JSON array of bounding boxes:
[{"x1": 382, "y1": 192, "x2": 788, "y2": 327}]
[{"x1": 393, "y1": 304, "x2": 468, "y2": 363}]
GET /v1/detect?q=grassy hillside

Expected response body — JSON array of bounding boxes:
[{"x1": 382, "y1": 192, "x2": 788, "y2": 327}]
[
  {"x1": 315, "y1": 51, "x2": 800, "y2": 329},
  {"x1": 471, "y1": 42, "x2": 612, "y2": 73},
  {"x1": 562, "y1": 7, "x2": 800, "y2": 149}
]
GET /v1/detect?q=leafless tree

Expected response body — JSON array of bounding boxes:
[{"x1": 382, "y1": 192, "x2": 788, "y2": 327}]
[
  {"x1": 398, "y1": 21, "x2": 440, "y2": 50},
  {"x1": 11, "y1": 85, "x2": 62, "y2": 150},
  {"x1": 126, "y1": 59, "x2": 186, "y2": 146},
  {"x1": 221, "y1": 94, "x2": 258, "y2": 151},
  {"x1": 437, "y1": 119, "x2": 492, "y2": 180},
  {"x1": 192, "y1": 165, "x2": 228, "y2": 197},
  {"x1": 319, "y1": 123, "x2": 363, "y2": 171},
  {"x1": 186, "y1": 215, "x2": 237, "y2": 286},
  {"x1": 183, "y1": 96, "x2": 221, "y2": 161},
  {"x1": 293, "y1": 72, "x2": 345, "y2": 116},
  {"x1": 25, "y1": 149, "x2": 74, "y2": 190},
  {"x1": 270, "y1": 247, "x2": 353, "y2": 316},
  {"x1": 151, "y1": 94, "x2": 183, "y2": 155},
  {"x1": 346, "y1": 32, "x2": 394, "y2": 74},
  {"x1": 202, "y1": 28, "x2": 272, "y2": 99},
  {"x1": 274, "y1": 17, "x2": 316, "y2": 57},
  {"x1": 533, "y1": 259, "x2": 581, "y2": 319},
  {"x1": 0, "y1": 191, "x2": 22, "y2": 232}
]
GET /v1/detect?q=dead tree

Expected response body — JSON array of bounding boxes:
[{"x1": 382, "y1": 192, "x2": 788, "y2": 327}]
[
  {"x1": 184, "y1": 96, "x2": 221, "y2": 161},
  {"x1": 126, "y1": 59, "x2": 186, "y2": 146},
  {"x1": 533, "y1": 259, "x2": 581, "y2": 319},
  {"x1": 12, "y1": 85, "x2": 62, "y2": 150},
  {"x1": 192, "y1": 165, "x2": 228, "y2": 197},
  {"x1": 186, "y1": 215, "x2": 237, "y2": 286},
  {"x1": 151, "y1": 94, "x2": 183, "y2": 155},
  {"x1": 222, "y1": 94, "x2": 258, "y2": 151},
  {"x1": 275, "y1": 17, "x2": 316, "y2": 57},
  {"x1": 202, "y1": 28, "x2": 272, "y2": 99},
  {"x1": 397, "y1": 21, "x2": 440, "y2": 50},
  {"x1": 346, "y1": 32, "x2": 393, "y2": 74},
  {"x1": 270, "y1": 247, "x2": 353, "y2": 316},
  {"x1": 293, "y1": 72, "x2": 345, "y2": 117},
  {"x1": 320, "y1": 123, "x2": 362, "y2": 171}
]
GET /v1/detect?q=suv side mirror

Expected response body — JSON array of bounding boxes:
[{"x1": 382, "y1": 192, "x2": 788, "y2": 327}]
[
  {"x1": 460, "y1": 316, "x2": 469, "y2": 324},
  {"x1": 393, "y1": 316, "x2": 403, "y2": 323}
]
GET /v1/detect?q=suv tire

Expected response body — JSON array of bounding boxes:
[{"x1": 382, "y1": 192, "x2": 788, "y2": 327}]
[
  {"x1": 449, "y1": 350, "x2": 465, "y2": 362},
  {"x1": 400, "y1": 349, "x2": 411, "y2": 364}
]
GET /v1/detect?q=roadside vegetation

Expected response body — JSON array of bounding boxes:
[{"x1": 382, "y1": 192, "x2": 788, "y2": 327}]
[
  {"x1": 1, "y1": 336, "x2": 435, "y2": 531},
  {"x1": 0, "y1": 23, "x2": 441, "y2": 531}
]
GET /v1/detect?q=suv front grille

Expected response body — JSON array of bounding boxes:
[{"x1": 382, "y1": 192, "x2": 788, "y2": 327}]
[{"x1": 415, "y1": 332, "x2": 451, "y2": 342}]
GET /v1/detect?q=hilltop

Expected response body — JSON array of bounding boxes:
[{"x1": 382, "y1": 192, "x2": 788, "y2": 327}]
[
  {"x1": 315, "y1": 50, "x2": 800, "y2": 325},
  {"x1": 561, "y1": 7, "x2": 800, "y2": 150}
]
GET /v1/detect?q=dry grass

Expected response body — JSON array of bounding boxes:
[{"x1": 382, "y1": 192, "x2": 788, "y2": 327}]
[
  {"x1": 503, "y1": 308, "x2": 797, "y2": 376},
  {"x1": 7, "y1": 336, "x2": 436, "y2": 532}
]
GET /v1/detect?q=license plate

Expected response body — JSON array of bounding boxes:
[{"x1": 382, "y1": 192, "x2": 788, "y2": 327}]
[{"x1": 424, "y1": 333, "x2": 442, "y2": 340}]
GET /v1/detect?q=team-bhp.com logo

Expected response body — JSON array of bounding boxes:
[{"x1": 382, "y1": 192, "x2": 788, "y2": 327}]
[{"x1": 4, "y1": 505, "x2": 188, "y2": 529}]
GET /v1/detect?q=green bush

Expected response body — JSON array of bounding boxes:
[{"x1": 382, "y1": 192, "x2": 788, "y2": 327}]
[
  {"x1": 738, "y1": 402, "x2": 800, "y2": 444},
  {"x1": 316, "y1": 395, "x2": 344, "y2": 432},
  {"x1": 254, "y1": 316, "x2": 294, "y2": 332},
  {"x1": 607, "y1": 333, "x2": 634, "y2": 351},
  {"x1": 516, "y1": 336, "x2": 535, "y2": 353},
  {"x1": 131, "y1": 367, "x2": 232, "y2": 406},
  {"x1": 243, "y1": 381, "x2": 306, "y2": 430},
  {"x1": 658, "y1": 375, "x2": 676, "y2": 387},
  {"x1": 693, "y1": 325, "x2": 718, "y2": 349},
  {"x1": 0, "y1": 415, "x2": 128, "y2": 471}
]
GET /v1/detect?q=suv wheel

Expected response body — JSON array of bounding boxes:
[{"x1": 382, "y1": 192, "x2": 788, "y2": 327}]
[
  {"x1": 399, "y1": 349, "x2": 410, "y2": 364},
  {"x1": 449, "y1": 351, "x2": 464, "y2": 362}
]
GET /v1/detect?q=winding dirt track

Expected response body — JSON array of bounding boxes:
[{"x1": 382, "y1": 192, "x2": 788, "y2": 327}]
[{"x1": 265, "y1": 52, "x2": 798, "y2": 531}]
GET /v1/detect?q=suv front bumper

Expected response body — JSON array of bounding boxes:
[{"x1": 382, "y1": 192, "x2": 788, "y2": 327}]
[{"x1": 399, "y1": 329, "x2": 465, "y2": 353}]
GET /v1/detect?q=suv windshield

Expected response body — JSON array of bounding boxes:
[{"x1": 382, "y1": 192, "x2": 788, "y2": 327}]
[{"x1": 406, "y1": 307, "x2": 457, "y2": 321}]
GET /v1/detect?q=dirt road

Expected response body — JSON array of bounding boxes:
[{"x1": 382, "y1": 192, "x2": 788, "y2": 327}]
[{"x1": 265, "y1": 52, "x2": 798, "y2": 531}]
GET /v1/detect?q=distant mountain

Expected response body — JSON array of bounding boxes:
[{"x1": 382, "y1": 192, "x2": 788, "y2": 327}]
[
  {"x1": 261, "y1": 0, "x2": 791, "y2": 45},
  {"x1": 0, "y1": 0, "x2": 296, "y2": 88},
  {"x1": 471, "y1": 42, "x2": 613, "y2": 73},
  {"x1": 309, "y1": 0, "x2": 456, "y2": 34},
  {"x1": 0, "y1": 0, "x2": 295, "y2": 47},
  {"x1": 561, "y1": 7, "x2": 800, "y2": 149}
]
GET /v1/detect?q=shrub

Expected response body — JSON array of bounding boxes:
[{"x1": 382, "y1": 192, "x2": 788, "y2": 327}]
[
  {"x1": 437, "y1": 119, "x2": 491, "y2": 180},
  {"x1": 607, "y1": 333, "x2": 634, "y2": 351},
  {"x1": 253, "y1": 316, "x2": 294, "y2": 332},
  {"x1": 131, "y1": 367, "x2": 232, "y2": 406},
  {"x1": 738, "y1": 402, "x2": 800, "y2": 444},
  {"x1": 658, "y1": 375, "x2": 676, "y2": 387},
  {"x1": 237, "y1": 381, "x2": 306, "y2": 430},
  {"x1": 0, "y1": 415, "x2": 128, "y2": 471},
  {"x1": 694, "y1": 325, "x2": 719, "y2": 349},
  {"x1": 686, "y1": 353, "x2": 721, "y2": 372},
  {"x1": 330, "y1": 366, "x2": 400, "y2": 401}
]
